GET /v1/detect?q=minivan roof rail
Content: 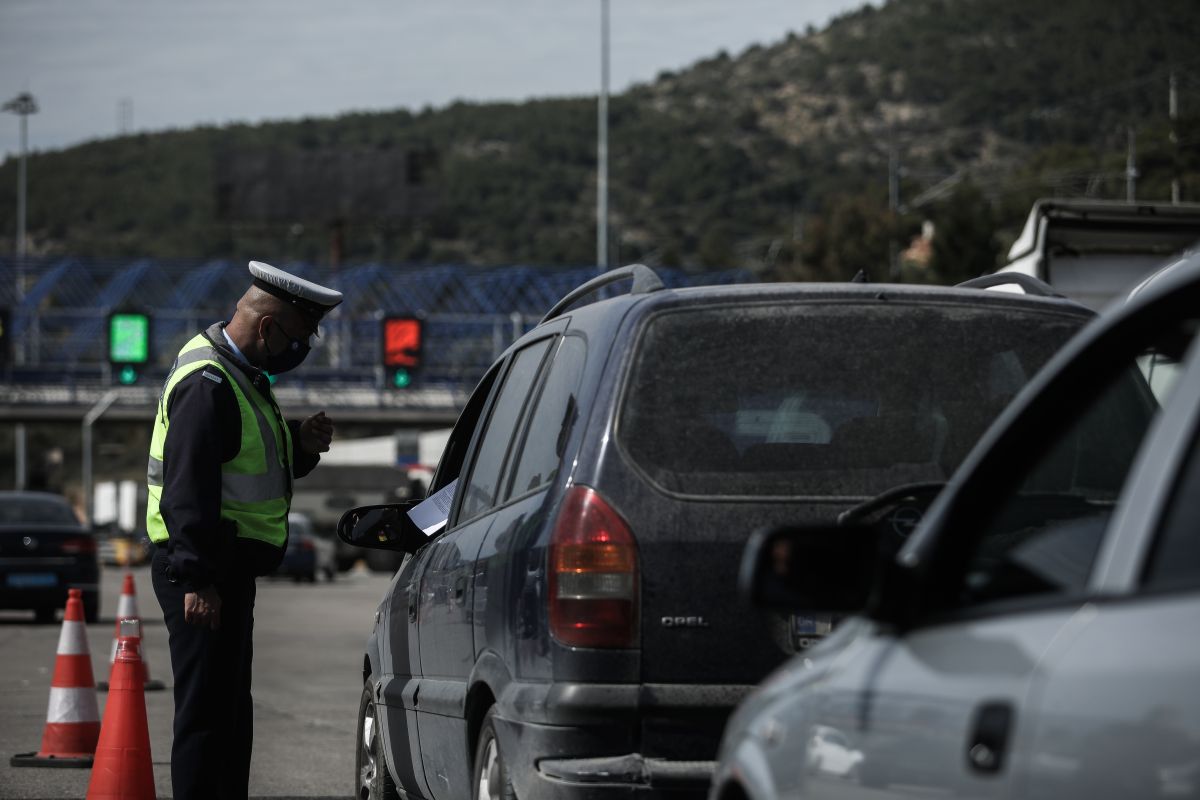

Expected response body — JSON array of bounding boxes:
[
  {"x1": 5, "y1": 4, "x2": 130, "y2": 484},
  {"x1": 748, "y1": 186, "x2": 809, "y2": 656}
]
[
  {"x1": 955, "y1": 273, "x2": 1064, "y2": 298},
  {"x1": 540, "y1": 264, "x2": 665, "y2": 324}
]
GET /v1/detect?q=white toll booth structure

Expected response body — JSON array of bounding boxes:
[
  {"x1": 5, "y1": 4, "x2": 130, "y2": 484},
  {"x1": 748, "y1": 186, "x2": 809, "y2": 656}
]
[
  {"x1": 288, "y1": 429, "x2": 450, "y2": 537},
  {"x1": 996, "y1": 198, "x2": 1200, "y2": 310}
]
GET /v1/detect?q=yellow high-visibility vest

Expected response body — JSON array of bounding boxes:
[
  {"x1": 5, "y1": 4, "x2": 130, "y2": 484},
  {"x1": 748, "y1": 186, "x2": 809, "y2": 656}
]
[{"x1": 146, "y1": 329, "x2": 292, "y2": 549}]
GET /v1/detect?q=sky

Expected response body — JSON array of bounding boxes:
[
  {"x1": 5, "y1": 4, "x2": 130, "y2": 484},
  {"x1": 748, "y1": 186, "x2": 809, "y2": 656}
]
[{"x1": 0, "y1": 0, "x2": 865, "y2": 158}]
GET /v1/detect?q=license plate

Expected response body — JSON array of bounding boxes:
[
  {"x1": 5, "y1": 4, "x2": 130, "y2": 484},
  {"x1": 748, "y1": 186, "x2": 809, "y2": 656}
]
[
  {"x1": 791, "y1": 615, "x2": 831, "y2": 635},
  {"x1": 7, "y1": 573, "x2": 58, "y2": 588}
]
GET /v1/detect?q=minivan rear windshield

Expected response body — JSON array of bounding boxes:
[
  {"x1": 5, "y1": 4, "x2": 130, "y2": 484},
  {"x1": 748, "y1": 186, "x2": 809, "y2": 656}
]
[{"x1": 619, "y1": 301, "x2": 1086, "y2": 498}]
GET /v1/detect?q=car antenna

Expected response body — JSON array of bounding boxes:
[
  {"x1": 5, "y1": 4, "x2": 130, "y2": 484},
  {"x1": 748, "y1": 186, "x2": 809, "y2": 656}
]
[{"x1": 851, "y1": 269, "x2": 870, "y2": 283}]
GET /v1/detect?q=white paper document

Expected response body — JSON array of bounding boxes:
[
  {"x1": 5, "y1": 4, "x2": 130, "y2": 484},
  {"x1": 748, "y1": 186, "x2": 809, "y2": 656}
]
[{"x1": 407, "y1": 478, "x2": 458, "y2": 536}]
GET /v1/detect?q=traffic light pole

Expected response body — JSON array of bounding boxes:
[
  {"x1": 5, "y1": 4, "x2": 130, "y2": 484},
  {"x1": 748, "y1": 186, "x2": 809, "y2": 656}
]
[
  {"x1": 14, "y1": 422, "x2": 26, "y2": 490},
  {"x1": 82, "y1": 390, "x2": 118, "y2": 528}
]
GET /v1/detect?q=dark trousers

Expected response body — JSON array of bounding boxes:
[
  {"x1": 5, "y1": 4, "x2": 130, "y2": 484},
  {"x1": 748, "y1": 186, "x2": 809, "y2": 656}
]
[{"x1": 152, "y1": 547, "x2": 257, "y2": 800}]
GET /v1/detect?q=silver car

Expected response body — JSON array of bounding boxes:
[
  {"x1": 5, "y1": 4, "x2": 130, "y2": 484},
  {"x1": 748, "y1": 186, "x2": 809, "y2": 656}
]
[{"x1": 713, "y1": 250, "x2": 1200, "y2": 800}]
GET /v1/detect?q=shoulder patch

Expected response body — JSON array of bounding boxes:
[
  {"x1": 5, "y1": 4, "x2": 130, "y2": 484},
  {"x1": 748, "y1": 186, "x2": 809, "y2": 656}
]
[{"x1": 200, "y1": 369, "x2": 224, "y2": 385}]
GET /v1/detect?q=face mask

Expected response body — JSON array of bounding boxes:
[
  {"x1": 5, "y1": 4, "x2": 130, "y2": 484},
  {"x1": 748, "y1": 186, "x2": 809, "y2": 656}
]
[{"x1": 263, "y1": 321, "x2": 311, "y2": 374}]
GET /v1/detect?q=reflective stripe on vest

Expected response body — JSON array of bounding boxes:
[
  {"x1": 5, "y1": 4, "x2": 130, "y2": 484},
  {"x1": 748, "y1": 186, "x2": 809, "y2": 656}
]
[{"x1": 146, "y1": 327, "x2": 293, "y2": 548}]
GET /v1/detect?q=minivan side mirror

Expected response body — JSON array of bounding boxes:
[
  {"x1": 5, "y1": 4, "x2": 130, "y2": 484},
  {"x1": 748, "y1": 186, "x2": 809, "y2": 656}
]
[
  {"x1": 337, "y1": 502, "x2": 428, "y2": 553},
  {"x1": 739, "y1": 524, "x2": 881, "y2": 614}
]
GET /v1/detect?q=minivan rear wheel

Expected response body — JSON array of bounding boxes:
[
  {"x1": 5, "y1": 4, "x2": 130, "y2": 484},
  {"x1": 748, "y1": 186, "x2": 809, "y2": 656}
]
[
  {"x1": 356, "y1": 682, "x2": 399, "y2": 800},
  {"x1": 473, "y1": 706, "x2": 515, "y2": 800}
]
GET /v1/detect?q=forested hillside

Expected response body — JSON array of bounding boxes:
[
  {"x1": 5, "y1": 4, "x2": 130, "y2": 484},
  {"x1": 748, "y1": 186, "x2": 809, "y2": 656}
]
[{"x1": 2, "y1": 0, "x2": 1199, "y2": 283}]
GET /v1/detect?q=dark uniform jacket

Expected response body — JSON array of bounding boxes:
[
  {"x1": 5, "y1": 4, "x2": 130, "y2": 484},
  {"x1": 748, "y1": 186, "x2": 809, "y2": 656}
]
[{"x1": 157, "y1": 325, "x2": 320, "y2": 590}]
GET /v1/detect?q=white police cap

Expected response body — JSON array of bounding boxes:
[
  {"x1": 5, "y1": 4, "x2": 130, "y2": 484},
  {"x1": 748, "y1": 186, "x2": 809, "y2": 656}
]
[{"x1": 248, "y1": 261, "x2": 343, "y2": 324}]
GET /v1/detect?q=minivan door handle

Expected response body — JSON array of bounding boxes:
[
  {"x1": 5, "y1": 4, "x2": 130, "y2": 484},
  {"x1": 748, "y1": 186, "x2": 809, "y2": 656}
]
[{"x1": 967, "y1": 701, "x2": 1013, "y2": 774}]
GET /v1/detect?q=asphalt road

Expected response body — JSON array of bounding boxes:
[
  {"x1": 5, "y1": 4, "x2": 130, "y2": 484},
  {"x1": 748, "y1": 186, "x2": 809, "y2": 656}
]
[{"x1": 0, "y1": 560, "x2": 395, "y2": 799}]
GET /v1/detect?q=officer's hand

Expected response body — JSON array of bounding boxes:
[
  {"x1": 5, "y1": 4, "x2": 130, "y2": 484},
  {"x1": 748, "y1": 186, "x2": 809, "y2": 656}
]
[
  {"x1": 184, "y1": 587, "x2": 222, "y2": 630},
  {"x1": 300, "y1": 411, "x2": 334, "y2": 454}
]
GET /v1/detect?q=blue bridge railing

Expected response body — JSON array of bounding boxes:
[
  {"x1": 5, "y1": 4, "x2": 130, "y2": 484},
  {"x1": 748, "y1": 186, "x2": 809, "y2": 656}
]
[{"x1": 0, "y1": 258, "x2": 755, "y2": 392}]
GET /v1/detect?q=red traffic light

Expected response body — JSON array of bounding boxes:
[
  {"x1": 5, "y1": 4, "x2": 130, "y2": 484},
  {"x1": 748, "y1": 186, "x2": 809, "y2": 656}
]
[{"x1": 383, "y1": 317, "x2": 422, "y2": 368}]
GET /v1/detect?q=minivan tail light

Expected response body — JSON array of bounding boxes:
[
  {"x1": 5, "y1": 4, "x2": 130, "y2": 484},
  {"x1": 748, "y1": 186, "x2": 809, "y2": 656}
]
[{"x1": 549, "y1": 486, "x2": 639, "y2": 649}]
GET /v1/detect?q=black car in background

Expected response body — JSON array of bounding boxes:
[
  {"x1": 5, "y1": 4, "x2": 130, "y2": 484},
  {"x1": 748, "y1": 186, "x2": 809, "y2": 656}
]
[
  {"x1": 340, "y1": 266, "x2": 1093, "y2": 800},
  {"x1": 273, "y1": 512, "x2": 337, "y2": 583},
  {"x1": 0, "y1": 490, "x2": 100, "y2": 623}
]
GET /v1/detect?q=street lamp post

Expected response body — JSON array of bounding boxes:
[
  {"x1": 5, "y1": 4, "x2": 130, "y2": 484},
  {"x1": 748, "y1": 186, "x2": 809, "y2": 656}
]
[
  {"x1": 3, "y1": 91, "x2": 39, "y2": 259},
  {"x1": 597, "y1": 0, "x2": 609, "y2": 272}
]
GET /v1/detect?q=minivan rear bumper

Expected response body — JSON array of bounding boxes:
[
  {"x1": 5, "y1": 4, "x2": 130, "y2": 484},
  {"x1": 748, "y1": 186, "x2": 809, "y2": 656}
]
[
  {"x1": 495, "y1": 681, "x2": 753, "y2": 800},
  {"x1": 495, "y1": 717, "x2": 713, "y2": 800},
  {"x1": 540, "y1": 753, "x2": 714, "y2": 787}
]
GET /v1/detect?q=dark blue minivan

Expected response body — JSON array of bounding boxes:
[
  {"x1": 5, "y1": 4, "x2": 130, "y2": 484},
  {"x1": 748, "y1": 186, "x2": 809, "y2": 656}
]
[{"x1": 340, "y1": 265, "x2": 1093, "y2": 800}]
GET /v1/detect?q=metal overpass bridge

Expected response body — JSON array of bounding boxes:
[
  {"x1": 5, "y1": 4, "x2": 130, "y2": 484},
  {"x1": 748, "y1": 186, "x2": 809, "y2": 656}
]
[
  {"x1": 0, "y1": 258, "x2": 754, "y2": 425},
  {"x1": 0, "y1": 382, "x2": 467, "y2": 425}
]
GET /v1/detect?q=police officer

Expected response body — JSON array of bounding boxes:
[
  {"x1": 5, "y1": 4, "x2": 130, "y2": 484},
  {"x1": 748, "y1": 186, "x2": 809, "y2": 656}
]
[{"x1": 147, "y1": 261, "x2": 341, "y2": 800}]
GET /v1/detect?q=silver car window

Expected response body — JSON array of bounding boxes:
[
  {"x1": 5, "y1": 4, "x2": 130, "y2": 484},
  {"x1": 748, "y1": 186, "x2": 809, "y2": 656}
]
[
  {"x1": 955, "y1": 322, "x2": 1198, "y2": 607},
  {"x1": 1143, "y1": 419, "x2": 1200, "y2": 592}
]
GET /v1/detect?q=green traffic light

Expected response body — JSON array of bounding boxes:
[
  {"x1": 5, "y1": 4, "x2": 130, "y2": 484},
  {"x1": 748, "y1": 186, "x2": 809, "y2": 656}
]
[
  {"x1": 109, "y1": 313, "x2": 150, "y2": 363},
  {"x1": 118, "y1": 365, "x2": 138, "y2": 385},
  {"x1": 392, "y1": 368, "x2": 412, "y2": 388}
]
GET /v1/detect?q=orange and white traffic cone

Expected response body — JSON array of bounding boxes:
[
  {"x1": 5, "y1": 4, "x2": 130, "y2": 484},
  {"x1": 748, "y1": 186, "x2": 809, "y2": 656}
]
[
  {"x1": 87, "y1": 619, "x2": 157, "y2": 799},
  {"x1": 98, "y1": 573, "x2": 164, "y2": 692},
  {"x1": 10, "y1": 588, "x2": 101, "y2": 768}
]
